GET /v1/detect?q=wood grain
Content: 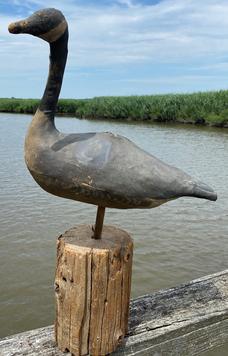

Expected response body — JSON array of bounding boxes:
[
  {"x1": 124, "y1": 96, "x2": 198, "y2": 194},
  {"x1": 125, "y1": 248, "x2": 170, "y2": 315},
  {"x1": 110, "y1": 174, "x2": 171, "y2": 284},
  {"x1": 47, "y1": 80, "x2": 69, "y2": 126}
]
[
  {"x1": 0, "y1": 270, "x2": 227, "y2": 356},
  {"x1": 55, "y1": 225, "x2": 133, "y2": 355}
]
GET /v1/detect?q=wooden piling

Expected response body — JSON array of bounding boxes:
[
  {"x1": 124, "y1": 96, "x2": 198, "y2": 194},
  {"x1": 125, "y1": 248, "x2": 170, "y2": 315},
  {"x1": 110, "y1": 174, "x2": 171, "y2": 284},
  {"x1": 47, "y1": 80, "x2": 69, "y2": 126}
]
[
  {"x1": 55, "y1": 224, "x2": 133, "y2": 356},
  {"x1": 2, "y1": 270, "x2": 228, "y2": 355}
]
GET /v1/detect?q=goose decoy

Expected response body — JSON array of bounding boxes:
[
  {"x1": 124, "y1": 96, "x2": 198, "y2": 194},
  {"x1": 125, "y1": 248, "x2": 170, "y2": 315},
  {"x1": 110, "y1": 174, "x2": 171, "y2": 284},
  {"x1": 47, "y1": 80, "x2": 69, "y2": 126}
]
[{"x1": 8, "y1": 8, "x2": 217, "y2": 239}]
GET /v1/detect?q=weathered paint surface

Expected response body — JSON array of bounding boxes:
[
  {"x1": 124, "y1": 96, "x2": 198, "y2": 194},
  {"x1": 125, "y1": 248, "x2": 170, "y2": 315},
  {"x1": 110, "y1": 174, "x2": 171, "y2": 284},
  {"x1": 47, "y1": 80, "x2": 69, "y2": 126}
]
[{"x1": 9, "y1": 8, "x2": 217, "y2": 211}]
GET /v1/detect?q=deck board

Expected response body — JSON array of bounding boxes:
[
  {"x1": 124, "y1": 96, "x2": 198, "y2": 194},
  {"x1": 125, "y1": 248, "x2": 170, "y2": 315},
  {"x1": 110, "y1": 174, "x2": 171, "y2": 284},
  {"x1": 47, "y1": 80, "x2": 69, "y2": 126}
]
[{"x1": 1, "y1": 270, "x2": 227, "y2": 356}]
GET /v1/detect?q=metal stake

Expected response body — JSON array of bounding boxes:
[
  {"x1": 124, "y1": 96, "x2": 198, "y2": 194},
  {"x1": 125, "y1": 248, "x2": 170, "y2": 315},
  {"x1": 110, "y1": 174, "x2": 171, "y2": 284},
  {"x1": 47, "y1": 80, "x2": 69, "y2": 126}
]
[{"x1": 93, "y1": 206, "x2": 105, "y2": 239}]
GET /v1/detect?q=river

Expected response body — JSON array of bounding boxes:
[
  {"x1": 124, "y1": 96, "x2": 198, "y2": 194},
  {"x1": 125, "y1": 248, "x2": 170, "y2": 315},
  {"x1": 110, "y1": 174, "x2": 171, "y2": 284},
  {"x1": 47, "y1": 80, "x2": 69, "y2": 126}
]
[{"x1": 0, "y1": 113, "x2": 227, "y2": 354}]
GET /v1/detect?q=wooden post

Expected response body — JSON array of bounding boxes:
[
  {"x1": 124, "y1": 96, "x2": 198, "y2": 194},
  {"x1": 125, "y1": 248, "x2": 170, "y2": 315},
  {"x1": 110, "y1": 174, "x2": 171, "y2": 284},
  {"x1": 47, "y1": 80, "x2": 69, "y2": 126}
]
[{"x1": 55, "y1": 224, "x2": 133, "y2": 356}]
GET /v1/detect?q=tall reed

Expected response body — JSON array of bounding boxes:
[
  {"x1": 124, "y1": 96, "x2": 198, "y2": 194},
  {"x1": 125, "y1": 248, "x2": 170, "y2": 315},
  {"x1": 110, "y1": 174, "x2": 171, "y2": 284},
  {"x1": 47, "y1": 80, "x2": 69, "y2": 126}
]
[{"x1": 1, "y1": 90, "x2": 228, "y2": 127}]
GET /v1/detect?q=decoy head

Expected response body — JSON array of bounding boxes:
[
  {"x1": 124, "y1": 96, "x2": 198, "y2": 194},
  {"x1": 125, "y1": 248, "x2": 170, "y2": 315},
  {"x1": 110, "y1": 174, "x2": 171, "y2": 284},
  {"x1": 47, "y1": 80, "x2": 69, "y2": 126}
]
[{"x1": 8, "y1": 8, "x2": 67, "y2": 43}]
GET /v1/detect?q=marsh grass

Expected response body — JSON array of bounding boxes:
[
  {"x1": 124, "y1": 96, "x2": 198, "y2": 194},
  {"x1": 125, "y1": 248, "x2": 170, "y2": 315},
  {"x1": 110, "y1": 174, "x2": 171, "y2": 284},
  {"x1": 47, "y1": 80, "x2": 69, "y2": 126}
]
[{"x1": 1, "y1": 90, "x2": 228, "y2": 127}]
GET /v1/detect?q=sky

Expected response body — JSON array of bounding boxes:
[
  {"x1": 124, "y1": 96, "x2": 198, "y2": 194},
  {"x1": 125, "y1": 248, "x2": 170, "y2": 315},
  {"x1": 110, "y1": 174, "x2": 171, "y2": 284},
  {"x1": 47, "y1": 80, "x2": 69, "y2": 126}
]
[{"x1": 1, "y1": 0, "x2": 228, "y2": 98}]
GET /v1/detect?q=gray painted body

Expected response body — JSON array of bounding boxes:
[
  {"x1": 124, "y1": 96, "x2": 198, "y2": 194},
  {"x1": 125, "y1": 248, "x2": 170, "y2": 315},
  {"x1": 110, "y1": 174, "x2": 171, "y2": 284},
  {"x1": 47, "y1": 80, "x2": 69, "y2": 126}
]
[
  {"x1": 24, "y1": 109, "x2": 217, "y2": 209},
  {"x1": 9, "y1": 8, "x2": 217, "y2": 210}
]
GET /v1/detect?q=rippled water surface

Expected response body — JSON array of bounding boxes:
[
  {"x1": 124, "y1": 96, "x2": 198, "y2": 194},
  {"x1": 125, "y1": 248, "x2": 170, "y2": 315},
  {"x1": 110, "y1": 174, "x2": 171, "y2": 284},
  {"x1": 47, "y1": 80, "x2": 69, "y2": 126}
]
[{"x1": 0, "y1": 113, "x2": 227, "y2": 353}]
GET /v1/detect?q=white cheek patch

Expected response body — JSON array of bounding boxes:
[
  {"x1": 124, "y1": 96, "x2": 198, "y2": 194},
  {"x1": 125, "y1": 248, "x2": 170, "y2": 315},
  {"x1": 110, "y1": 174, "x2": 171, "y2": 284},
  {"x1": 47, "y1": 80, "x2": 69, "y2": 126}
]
[{"x1": 39, "y1": 20, "x2": 67, "y2": 43}]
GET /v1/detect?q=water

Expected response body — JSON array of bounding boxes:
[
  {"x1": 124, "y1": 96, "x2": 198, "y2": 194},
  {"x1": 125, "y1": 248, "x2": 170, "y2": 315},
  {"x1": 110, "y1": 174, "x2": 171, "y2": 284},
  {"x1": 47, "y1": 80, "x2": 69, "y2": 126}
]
[{"x1": 0, "y1": 113, "x2": 227, "y2": 354}]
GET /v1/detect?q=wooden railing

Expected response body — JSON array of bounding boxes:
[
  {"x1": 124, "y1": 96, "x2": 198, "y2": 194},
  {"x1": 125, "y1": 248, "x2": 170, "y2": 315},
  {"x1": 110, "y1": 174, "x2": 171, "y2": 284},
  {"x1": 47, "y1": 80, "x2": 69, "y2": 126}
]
[{"x1": 1, "y1": 269, "x2": 227, "y2": 355}]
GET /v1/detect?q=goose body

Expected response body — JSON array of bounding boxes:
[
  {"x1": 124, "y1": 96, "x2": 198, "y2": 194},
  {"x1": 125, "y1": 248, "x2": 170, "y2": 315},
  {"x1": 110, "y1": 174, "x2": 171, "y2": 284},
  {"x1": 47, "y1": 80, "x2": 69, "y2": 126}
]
[
  {"x1": 9, "y1": 9, "x2": 217, "y2": 220},
  {"x1": 25, "y1": 108, "x2": 217, "y2": 209}
]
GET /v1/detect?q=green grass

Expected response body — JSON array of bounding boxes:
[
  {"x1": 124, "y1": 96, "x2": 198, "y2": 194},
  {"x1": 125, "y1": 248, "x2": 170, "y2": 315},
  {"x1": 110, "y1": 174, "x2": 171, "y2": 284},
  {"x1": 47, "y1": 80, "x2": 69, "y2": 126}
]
[{"x1": 1, "y1": 90, "x2": 228, "y2": 127}]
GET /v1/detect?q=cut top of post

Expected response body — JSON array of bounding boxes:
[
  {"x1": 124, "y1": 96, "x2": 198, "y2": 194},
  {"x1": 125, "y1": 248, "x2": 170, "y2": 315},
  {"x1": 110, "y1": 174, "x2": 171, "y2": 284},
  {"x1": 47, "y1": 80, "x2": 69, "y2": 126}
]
[{"x1": 60, "y1": 224, "x2": 133, "y2": 251}]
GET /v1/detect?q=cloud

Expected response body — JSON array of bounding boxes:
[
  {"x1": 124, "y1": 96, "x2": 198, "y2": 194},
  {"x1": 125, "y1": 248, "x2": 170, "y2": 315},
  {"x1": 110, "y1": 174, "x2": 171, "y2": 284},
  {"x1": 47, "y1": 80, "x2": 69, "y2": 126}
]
[
  {"x1": 116, "y1": 0, "x2": 138, "y2": 8},
  {"x1": 1, "y1": 0, "x2": 228, "y2": 97},
  {"x1": 67, "y1": 0, "x2": 228, "y2": 67}
]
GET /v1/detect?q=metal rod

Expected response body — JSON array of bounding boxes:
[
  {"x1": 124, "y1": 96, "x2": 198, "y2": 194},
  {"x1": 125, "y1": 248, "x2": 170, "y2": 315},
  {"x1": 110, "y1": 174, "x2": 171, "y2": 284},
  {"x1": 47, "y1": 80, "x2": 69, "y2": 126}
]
[{"x1": 93, "y1": 206, "x2": 105, "y2": 239}]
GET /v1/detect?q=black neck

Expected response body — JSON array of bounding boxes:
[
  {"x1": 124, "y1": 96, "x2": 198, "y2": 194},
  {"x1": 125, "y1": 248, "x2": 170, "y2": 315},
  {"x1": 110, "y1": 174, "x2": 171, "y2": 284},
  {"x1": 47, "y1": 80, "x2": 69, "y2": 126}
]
[{"x1": 39, "y1": 28, "x2": 68, "y2": 116}]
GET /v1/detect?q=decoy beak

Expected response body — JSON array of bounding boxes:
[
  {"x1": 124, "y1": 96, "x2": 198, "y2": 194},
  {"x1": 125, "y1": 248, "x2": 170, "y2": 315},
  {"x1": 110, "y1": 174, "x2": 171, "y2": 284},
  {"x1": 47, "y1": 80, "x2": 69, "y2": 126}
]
[
  {"x1": 8, "y1": 19, "x2": 34, "y2": 35},
  {"x1": 8, "y1": 21, "x2": 23, "y2": 34}
]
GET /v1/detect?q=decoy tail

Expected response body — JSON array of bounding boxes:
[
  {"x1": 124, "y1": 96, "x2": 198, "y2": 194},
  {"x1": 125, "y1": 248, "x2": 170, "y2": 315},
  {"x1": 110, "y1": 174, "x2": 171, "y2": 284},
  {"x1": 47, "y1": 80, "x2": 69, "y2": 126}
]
[{"x1": 186, "y1": 180, "x2": 217, "y2": 201}]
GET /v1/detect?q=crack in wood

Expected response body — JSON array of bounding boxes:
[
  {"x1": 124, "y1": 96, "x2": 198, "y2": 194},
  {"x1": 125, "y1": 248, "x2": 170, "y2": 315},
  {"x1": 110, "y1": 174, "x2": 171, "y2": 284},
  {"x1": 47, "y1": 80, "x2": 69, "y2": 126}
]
[{"x1": 1, "y1": 268, "x2": 227, "y2": 356}]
